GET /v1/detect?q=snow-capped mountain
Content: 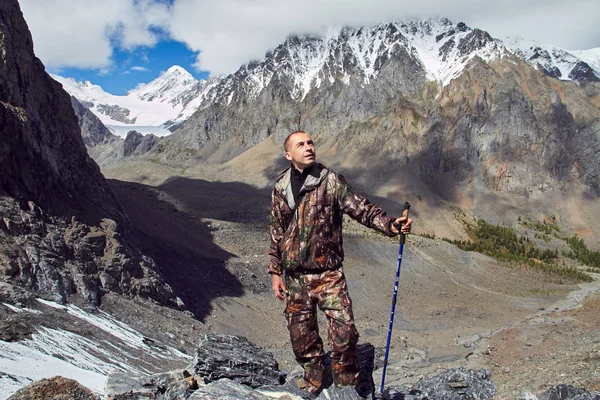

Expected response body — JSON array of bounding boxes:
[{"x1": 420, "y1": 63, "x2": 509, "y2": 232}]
[
  {"x1": 170, "y1": 18, "x2": 598, "y2": 116},
  {"x1": 504, "y1": 37, "x2": 600, "y2": 82},
  {"x1": 186, "y1": 19, "x2": 508, "y2": 108},
  {"x1": 51, "y1": 65, "x2": 206, "y2": 132},
  {"x1": 56, "y1": 18, "x2": 600, "y2": 140}
]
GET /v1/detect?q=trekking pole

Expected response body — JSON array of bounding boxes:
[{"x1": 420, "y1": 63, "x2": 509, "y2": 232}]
[{"x1": 380, "y1": 202, "x2": 410, "y2": 396}]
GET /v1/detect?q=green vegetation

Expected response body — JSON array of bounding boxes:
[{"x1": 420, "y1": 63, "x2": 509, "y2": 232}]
[
  {"x1": 521, "y1": 216, "x2": 560, "y2": 234},
  {"x1": 564, "y1": 235, "x2": 600, "y2": 270},
  {"x1": 443, "y1": 219, "x2": 592, "y2": 282}
]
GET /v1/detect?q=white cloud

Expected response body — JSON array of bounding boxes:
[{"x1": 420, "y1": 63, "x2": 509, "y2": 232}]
[
  {"x1": 19, "y1": 0, "x2": 169, "y2": 69},
  {"x1": 167, "y1": 0, "x2": 600, "y2": 74},
  {"x1": 19, "y1": 0, "x2": 600, "y2": 75},
  {"x1": 131, "y1": 66, "x2": 151, "y2": 72}
]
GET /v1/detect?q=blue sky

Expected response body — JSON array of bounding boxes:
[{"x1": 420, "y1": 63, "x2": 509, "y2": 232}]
[{"x1": 19, "y1": 0, "x2": 600, "y2": 96}]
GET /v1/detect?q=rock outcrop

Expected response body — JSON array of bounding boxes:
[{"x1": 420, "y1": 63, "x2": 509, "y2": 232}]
[
  {"x1": 74, "y1": 335, "x2": 600, "y2": 399},
  {"x1": 0, "y1": 0, "x2": 176, "y2": 306},
  {"x1": 193, "y1": 334, "x2": 281, "y2": 388},
  {"x1": 123, "y1": 130, "x2": 159, "y2": 158},
  {"x1": 70, "y1": 96, "x2": 119, "y2": 148}
]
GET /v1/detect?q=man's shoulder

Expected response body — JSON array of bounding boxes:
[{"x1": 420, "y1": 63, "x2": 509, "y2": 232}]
[{"x1": 273, "y1": 167, "x2": 291, "y2": 190}]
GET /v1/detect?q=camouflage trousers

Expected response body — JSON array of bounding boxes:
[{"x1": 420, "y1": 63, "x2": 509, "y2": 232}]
[{"x1": 284, "y1": 268, "x2": 359, "y2": 394}]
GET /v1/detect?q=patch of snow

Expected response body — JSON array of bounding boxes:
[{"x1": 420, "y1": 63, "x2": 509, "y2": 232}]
[
  {"x1": 0, "y1": 300, "x2": 191, "y2": 399},
  {"x1": 504, "y1": 38, "x2": 600, "y2": 81},
  {"x1": 0, "y1": 329, "x2": 114, "y2": 398},
  {"x1": 1, "y1": 303, "x2": 41, "y2": 314},
  {"x1": 570, "y1": 47, "x2": 600, "y2": 72}
]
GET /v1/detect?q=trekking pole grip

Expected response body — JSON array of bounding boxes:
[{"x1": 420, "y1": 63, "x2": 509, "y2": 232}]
[{"x1": 393, "y1": 202, "x2": 411, "y2": 245}]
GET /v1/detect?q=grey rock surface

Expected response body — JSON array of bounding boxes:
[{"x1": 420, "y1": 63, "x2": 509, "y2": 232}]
[
  {"x1": 96, "y1": 103, "x2": 136, "y2": 124},
  {"x1": 105, "y1": 369, "x2": 196, "y2": 399},
  {"x1": 193, "y1": 334, "x2": 281, "y2": 388},
  {"x1": 409, "y1": 368, "x2": 496, "y2": 400}
]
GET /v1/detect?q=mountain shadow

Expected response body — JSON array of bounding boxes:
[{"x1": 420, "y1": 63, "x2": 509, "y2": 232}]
[{"x1": 109, "y1": 177, "x2": 272, "y2": 321}]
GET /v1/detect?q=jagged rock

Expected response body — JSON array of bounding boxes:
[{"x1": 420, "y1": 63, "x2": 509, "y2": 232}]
[
  {"x1": 7, "y1": 376, "x2": 99, "y2": 399},
  {"x1": 568, "y1": 62, "x2": 600, "y2": 83},
  {"x1": 193, "y1": 334, "x2": 280, "y2": 388},
  {"x1": 539, "y1": 384, "x2": 598, "y2": 400},
  {"x1": 70, "y1": 96, "x2": 119, "y2": 148},
  {"x1": 104, "y1": 369, "x2": 196, "y2": 399},
  {"x1": 408, "y1": 368, "x2": 495, "y2": 400},
  {"x1": 123, "y1": 131, "x2": 159, "y2": 157},
  {"x1": 259, "y1": 383, "x2": 314, "y2": 400}
]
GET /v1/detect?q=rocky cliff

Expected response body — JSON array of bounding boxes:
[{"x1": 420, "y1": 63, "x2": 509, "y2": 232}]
[{"x1": 0, "y1": 0, "x2": 176, "y2": 305}]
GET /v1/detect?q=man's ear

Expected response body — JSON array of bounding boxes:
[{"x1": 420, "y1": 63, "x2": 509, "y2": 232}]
[{"x1": 284, "y1": 151, "x2": 292, "y2": 161}]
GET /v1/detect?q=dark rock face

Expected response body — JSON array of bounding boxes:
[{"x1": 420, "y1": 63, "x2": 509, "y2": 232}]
[
  {"x1": 568, "y1": 61, "x2": 600, "y2": 82},
  {"x1": 0, "y1": 196, "x2": 175, "y2": 304},
  {"x1": 0, "y1": 1, "x2": 120, "y2": 218},
  {"x1": 0, "y1": 0, "x2": 176, "y2": 307},
  {"x1": 70, "y1": 96, "x2": 118, "y2": 148},
  {"x1": 7, "y1": 376, "x2": 99, "y2": 400},
  {"x1": 123, "y1": 130, "x2": 159, "y2": 157},
  {"x1": 193, "y1": 334, "x2": 281, "y2": 388}
]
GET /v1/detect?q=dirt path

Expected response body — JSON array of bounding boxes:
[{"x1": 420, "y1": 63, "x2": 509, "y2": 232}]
[{"x1": 467, "y1": 274, "x2": 600, "y2": 398}]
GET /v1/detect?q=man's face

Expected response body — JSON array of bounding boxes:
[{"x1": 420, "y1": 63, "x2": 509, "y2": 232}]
[{"x1": 285, "y1": 132, "x2": 316, "y2": 171}]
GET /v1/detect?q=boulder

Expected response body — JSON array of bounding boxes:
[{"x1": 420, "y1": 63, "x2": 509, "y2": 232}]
[
  {"x1": 7, "y1": 376, "x2": 99, "y2": 400},
  {"x1": 193, "y1": 334, "x2": 280, "y2": 388},
  {"x1": 104, "y1": 369, "x2": 196, "y2": 399}
]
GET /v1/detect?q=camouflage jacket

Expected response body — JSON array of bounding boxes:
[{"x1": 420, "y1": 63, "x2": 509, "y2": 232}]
[{"x1": 268, "y1": 163, "x2": 397, "y2": 275}]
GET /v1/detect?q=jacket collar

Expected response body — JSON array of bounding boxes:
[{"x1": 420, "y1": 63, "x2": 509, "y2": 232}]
[{"x1": 279, "y1": 163, "x2": 328, "y2": 209}]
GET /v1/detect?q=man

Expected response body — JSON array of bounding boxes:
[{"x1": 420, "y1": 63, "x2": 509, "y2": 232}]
[{"x1": 268, "y1": 130, "x2": 413, "y2": 395}]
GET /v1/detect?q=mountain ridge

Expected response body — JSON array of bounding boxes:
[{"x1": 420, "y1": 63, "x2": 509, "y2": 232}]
[{"x1": 54, "y1": 18, "x2": 599, "y2": 134}]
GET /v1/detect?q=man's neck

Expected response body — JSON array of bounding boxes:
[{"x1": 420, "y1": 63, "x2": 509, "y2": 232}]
[{"x1": 291, "y1": 162, "x2": 314, "y2": 173}]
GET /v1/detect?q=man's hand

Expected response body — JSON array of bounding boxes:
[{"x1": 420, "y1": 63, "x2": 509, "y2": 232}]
[
  {"x1": 391, "y1": 216, "x2": 413, "y2": 235},
  {"x1": 271, "y1": 273, "x2": 288, "y2": 301}
]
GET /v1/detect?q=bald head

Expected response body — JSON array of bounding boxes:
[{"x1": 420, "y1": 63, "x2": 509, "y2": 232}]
[
  {"x1": 284, "y1": 131, "x2": 316, "y2": 171},
  {"x1": 284, "y1": 131, "x2": 307, "y2": 152}
]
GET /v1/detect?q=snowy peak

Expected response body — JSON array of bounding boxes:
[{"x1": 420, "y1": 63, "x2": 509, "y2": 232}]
[
  {"x1": 194, "y1": 18, "x2": 507, "y2": 107},
  {"x1": 53, "y1": 65, "x2": 206, "y2": 129},
  {"x1": 128, "y1": 65, "x2": 199, "y2": 106},
  {"x1": 504, "y1": 38, "x2": 600, "y2": 82},
  {"x1": 396, "y1": 18, "x2": 505, "y2": 84}
]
